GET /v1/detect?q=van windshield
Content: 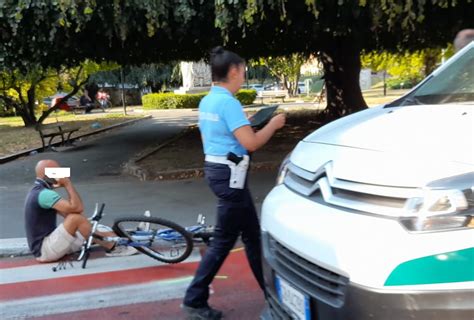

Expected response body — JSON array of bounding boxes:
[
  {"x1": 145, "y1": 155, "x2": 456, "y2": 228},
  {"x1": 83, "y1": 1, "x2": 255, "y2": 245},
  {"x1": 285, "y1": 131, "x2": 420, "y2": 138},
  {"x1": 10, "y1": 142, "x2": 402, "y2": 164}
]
[{"x1": 388, "y1": 45, "x2": 474, "y2": 107}]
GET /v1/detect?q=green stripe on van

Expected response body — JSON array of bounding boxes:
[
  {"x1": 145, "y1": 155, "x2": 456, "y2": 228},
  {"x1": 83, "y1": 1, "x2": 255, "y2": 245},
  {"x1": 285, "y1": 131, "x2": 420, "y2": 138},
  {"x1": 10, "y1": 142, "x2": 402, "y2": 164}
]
[{"x1": 385, "y1": 247, "x2": 474, "y2": 286}]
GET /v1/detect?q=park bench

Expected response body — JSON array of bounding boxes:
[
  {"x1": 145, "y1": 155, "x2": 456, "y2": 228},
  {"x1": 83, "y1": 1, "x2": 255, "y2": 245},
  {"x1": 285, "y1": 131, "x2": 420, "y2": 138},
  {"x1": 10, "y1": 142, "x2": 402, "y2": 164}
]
[
  {"x1": 72, "y1": 103, "x2": 106, "y2": 115},
  {"x1": 36, "y1": 122, "x2": 81, "y2": 151},
  {"x1": 71, "y1": 105, "x2": 87, "y2": 115},
  {"x1": 257, "y1": 90, "x2": 288, "y2": 104}
]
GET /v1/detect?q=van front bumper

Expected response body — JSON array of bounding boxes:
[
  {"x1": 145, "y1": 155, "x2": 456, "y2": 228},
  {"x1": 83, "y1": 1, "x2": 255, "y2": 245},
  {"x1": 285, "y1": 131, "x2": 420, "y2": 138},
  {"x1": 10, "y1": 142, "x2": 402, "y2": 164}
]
[{"x1": 261, "y1": 231, "x2": 474, "y2": 320}]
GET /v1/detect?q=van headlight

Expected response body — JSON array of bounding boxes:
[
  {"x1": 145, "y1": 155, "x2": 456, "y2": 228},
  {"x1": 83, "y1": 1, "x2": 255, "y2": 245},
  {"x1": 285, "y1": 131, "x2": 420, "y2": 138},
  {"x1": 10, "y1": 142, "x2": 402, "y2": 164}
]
[
  {"x1": 400, "y1": 173, "x2": 474, "y2": 232},
  {"x1": 275, "y1": 153, "x2": 291, "y2": 185}
]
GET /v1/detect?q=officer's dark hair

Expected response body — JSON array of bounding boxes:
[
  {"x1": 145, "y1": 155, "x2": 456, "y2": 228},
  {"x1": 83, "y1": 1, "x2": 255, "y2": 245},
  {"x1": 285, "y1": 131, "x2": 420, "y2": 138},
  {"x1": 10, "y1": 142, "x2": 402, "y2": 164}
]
[{"x1": 210, "y1": 46, "x2": 245, "y2": 82}]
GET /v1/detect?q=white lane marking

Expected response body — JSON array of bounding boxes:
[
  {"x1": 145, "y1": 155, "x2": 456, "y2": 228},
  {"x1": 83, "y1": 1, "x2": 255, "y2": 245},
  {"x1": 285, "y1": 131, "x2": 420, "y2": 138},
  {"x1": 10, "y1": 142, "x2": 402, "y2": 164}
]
[
  {"x1": 0, "y1": 248, "x2": 201, "y2": 285},
  {"x1": 0, "y1": 276, "x2": 193, "y2": 320}
]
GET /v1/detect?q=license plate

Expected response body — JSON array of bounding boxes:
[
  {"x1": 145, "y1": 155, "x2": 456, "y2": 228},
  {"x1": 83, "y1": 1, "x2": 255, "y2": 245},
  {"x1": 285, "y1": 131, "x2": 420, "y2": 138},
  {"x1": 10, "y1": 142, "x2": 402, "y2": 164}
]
[{"x1": 275, "y1": 275, "x2": 311, "y2": 320}]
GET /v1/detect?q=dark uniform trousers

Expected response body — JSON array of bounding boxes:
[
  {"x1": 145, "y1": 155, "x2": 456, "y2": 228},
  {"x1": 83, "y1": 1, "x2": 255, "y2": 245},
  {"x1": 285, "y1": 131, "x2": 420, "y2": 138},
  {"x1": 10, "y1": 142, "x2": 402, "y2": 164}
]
[{"x1": 183, "y1": 162, "x2": 265, "y2": 307}]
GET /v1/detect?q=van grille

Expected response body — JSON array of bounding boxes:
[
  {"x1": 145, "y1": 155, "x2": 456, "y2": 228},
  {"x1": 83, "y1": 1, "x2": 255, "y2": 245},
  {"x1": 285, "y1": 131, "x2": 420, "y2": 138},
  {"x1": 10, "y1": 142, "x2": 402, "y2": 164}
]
[
  {"x1": 284, "y1": 162, "x2": 419, "y2": 217},
  {"x1": 269, "y1": 235, "x2": 349, "y2": 307},
  {"x1": 267, "y1": 291, "x2": 292, "y2": 319}
]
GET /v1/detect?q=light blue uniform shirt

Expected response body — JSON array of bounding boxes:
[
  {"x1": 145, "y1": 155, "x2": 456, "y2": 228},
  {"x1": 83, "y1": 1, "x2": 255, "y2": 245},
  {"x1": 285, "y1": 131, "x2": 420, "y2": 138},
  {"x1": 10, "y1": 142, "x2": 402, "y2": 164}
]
[{"x1": 199, "y1": 86, "x2": 250, "y2": 156}]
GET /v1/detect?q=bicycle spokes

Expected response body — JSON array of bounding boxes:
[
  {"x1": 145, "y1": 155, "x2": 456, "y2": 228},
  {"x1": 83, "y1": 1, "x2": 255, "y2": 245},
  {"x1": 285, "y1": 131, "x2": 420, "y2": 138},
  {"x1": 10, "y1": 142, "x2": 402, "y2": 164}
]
[{"x1": 112, "y1": 217, "x2": 193, "y2": 264}]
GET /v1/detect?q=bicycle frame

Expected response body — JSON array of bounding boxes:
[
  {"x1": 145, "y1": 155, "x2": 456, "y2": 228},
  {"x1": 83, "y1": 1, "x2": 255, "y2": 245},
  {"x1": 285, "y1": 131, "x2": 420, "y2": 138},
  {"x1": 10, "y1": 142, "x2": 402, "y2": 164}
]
[
  {"x1": 77, "y1": 203, "x2": 104, "y2": 262},
  {"x1": 77, "y1": 203, "x2": 214, "y2": 269}
]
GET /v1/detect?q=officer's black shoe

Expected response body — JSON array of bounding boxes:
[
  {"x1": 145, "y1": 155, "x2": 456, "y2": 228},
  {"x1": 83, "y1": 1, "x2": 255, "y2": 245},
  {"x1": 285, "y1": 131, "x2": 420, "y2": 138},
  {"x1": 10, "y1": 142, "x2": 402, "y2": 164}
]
[{"x1": 181, "y1": 303, "x2": 223, "y2": 320}]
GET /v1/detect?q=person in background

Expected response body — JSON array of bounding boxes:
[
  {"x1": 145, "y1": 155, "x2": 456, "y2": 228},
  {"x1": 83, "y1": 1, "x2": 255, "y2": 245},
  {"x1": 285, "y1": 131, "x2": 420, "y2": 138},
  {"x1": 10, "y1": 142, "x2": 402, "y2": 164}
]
[
  {"x1": 454, "y1": 29, "x2": 474, "y2": 51},
  {"x1": 96, "y1": 89, "x2": 110, "y2": 109},
  {"x1": 80, "y1": 89, "x2": 94, "y2": 114}
]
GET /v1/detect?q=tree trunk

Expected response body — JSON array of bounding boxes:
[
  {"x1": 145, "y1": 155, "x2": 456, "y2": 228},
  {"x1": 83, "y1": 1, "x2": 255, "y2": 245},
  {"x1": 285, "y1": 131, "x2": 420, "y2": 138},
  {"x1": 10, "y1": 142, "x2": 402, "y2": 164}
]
[
  {"x1": 37, "y1": 78, "x2": 87, "y2": 124},
  {"x1": 18, "y1": 105, "x2": 37, "y2": 127},
  {"x1": 14, "y1": 88, "x2": 38, "y2": 127},
  {"x1": 120, "y1": 68, "x2": 127, "y2": 115},
  {"x1": 291, "y1": 74, "x2": 300, "y2": 96},
  {"x1": 26, "y1": 86, "x2": 38, "y2": 125},
  {"x1": 279, "y1": 75, "x2": 287, "y2": 92},
  {"x1": 320, "y1": 40, "x2": 368, "y2": 121}
]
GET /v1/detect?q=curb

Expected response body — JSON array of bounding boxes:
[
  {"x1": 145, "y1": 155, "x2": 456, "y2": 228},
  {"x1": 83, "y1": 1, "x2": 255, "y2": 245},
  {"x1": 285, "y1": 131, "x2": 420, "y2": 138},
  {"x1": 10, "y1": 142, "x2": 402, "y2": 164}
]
[
  {"x1": 130, "y1": 145, "x2": 281, "y2": 182},
  {"x1": 0, "y1": 115, "x2": 152, "y2": 164},
  {"x1": 0, "y1": 238, "x2": 30, "y2": 258}
]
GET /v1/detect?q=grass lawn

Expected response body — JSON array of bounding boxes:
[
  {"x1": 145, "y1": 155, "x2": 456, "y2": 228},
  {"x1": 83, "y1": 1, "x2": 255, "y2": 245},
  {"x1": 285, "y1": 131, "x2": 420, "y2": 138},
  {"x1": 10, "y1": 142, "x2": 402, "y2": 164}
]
[
  {"x1": 362, "y1": 88, "x2": 409, "y2": 106},
  {"x1": 0, "y1": 110, "x2": 144, "y2": 157},
  {"x1": 258, "y1": 88, "x2": 409, "y2": 107}
]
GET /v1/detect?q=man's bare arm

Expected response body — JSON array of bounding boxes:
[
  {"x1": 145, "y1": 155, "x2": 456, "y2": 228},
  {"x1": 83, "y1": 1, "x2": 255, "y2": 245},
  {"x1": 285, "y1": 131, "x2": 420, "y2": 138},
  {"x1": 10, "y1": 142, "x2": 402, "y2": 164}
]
[{"x1": 52, "y1": 178, "x2": 84, "y2": 214}]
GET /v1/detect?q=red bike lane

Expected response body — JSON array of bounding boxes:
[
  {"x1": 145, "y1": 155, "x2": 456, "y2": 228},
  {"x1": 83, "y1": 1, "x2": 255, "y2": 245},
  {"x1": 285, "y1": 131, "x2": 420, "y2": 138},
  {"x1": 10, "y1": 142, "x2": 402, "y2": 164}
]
[{"x1": 0, "y1": 248, "x2": 264, "y2": 320}]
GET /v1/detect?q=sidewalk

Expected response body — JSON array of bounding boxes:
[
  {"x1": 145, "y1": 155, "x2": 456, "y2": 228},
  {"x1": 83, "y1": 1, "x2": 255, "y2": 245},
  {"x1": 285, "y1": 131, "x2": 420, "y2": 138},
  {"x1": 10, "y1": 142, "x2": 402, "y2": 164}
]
[{"x1": 0, "y1": 115, "x2": 151, "y2": 164}]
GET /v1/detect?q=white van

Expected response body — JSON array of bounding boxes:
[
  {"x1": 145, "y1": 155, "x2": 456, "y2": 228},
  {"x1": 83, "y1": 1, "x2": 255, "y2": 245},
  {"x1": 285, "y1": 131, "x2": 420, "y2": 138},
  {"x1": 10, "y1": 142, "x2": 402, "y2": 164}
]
[{"x1": 260, "y1": 42, "x2": 474, "y2": 320}]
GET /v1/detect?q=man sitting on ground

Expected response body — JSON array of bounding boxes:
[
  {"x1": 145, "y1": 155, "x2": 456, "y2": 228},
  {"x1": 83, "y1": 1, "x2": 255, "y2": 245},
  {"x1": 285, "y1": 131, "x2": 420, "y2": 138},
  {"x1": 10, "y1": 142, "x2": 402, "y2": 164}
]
[{"x1": 24, "y1": 159, "x2": 137, "y2": 262}]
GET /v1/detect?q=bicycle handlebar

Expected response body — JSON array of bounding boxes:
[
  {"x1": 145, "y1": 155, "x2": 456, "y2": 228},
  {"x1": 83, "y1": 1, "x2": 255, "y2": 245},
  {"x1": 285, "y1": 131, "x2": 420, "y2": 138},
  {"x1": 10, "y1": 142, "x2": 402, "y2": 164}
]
[{"x1": 90, "y1": 203, "x2": 105, "y2": 222}]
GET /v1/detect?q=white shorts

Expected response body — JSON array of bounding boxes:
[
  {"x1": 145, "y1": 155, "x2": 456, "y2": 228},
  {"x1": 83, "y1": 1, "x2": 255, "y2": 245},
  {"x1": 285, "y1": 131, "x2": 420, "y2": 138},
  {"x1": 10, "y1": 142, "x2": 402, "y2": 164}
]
[{"x1": 37, "y1": 224, "x2": 84, "y2": 262}]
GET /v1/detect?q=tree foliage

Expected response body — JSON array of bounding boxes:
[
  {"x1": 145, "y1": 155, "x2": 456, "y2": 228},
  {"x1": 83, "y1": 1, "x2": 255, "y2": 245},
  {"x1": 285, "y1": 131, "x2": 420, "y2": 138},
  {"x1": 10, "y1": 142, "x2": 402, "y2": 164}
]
[
  {"x1": 2, "y1": 1, "x2": 470, "y2": 68},
  {"x1": 90, "y1": 63, "x2": 181, "y2": 93},
  {"x1": 253, "y1": 53, "x2": 307, "y2": 96},
  {"x1": 0, "y1": 60, "x2": 116, "y2": 126},
  {"x1": 246, "y1": 65, "x2": 272, "y2": 85},
  {"x1": 1, "y1": 1, "x2": 471, "y2": 121},
  {"x1": 361, "y1": 45, "x2": 456, "y2": 85}
]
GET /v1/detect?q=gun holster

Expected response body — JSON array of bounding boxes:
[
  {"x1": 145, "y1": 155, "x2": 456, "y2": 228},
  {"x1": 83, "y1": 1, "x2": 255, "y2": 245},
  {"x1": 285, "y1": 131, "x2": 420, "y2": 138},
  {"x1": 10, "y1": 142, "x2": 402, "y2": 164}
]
[{"x1": 227, "y1": 152, "x2": 249, "y2": 189}]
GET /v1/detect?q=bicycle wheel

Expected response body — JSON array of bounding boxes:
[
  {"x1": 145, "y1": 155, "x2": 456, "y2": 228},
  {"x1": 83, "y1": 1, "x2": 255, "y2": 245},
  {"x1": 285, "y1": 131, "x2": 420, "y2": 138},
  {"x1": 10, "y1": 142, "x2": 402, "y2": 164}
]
[{"x1": 112, "y1": 216, "x2": 194, "y2": 264}]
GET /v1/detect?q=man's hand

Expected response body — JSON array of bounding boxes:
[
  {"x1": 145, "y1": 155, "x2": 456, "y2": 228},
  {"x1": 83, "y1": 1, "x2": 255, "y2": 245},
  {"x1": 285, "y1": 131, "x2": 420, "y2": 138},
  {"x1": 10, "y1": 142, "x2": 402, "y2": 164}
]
[
  {"x1": 52, "y1": 177, "x2": 84, "y2": 214},
  {"x1": 53, "y1": 177, "x2": 71, "y2": 189}
]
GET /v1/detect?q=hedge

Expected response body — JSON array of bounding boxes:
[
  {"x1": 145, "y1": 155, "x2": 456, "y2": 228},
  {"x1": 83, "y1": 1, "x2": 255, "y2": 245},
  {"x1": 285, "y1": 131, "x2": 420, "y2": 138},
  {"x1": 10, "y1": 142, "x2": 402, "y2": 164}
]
[
  {"x1": 142, "y1": 89, "x2": 257, "y2": 110},
  {"x1": 142, "y1": 92, "x2": 206, "y2": 110},
  {"x1": 235, "y1": 89, "x2": 257, "y2": 105},
  {"x1": 386, "y1": 77, "x2": 420, "y2": 90}
]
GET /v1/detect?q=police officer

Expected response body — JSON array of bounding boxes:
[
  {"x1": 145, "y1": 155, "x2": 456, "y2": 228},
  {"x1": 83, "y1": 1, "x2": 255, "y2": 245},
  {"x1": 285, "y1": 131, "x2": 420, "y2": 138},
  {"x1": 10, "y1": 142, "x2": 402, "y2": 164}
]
[{"x1": 182, "y1": 47, "x2": 286, "y2": 319}]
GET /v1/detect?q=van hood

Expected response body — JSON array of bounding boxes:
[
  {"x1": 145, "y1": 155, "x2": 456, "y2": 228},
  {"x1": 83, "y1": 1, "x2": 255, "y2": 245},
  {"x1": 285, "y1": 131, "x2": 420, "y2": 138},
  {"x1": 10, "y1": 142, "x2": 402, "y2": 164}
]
[
  {"x1": 292, "y1": 105, "x2": 474, "y2": 187},
  {"x1": 303, "y1": 105, "x2": 474, "y2": 165}
]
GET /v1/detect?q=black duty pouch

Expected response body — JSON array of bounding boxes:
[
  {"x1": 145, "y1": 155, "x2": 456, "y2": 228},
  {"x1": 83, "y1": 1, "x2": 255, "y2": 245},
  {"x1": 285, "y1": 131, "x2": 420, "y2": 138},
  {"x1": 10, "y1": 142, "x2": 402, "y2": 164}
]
[{"x1": 227, "y1": 152, "x2": 243, "y2": 165}]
